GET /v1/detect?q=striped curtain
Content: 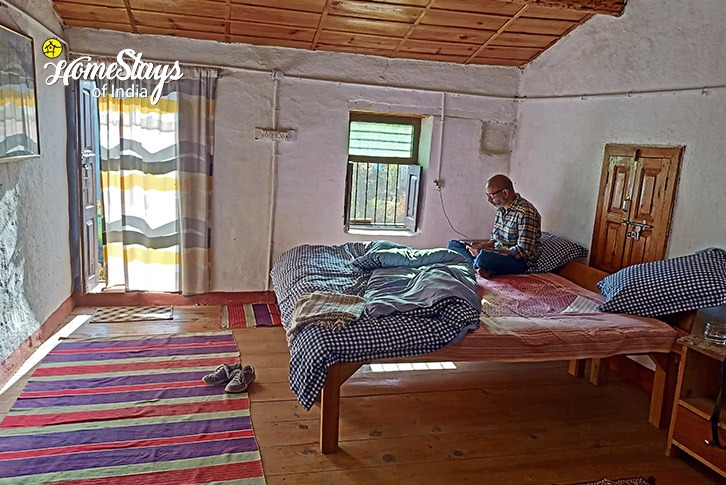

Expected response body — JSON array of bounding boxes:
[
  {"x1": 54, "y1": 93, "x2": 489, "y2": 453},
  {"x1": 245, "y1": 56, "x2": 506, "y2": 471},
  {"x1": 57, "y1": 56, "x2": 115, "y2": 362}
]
[
  {"x1": 98, "y1": 68, "x2": 217, "y2": 295},
  {"x1": 0, "y1": 33, "x2": 39, "y2": 158}
]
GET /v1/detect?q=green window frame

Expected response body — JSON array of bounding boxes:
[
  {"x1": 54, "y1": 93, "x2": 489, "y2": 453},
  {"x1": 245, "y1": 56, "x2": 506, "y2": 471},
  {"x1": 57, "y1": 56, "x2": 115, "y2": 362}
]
[{"x1": 344, "y1": 113, "x2": 422, "y2": 232}]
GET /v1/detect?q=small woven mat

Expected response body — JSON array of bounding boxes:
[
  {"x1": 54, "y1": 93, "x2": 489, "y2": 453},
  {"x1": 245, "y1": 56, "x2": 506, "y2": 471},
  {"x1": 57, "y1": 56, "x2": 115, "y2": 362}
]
[
  {"x1": 219, "y1": 303, "x2": 281, "y2": 329},
  {"x1": 563, "y1": 477, "x2": 655, "y2": 485},
  {"x1": 90, "y1": 306, "x2": 173, "y2": 323}
]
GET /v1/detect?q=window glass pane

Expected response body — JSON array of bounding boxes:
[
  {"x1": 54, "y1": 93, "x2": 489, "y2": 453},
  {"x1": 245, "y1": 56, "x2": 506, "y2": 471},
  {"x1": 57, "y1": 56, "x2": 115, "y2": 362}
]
[{"x1": 348, "y1": 121, "x2": 414, "y2": 158}]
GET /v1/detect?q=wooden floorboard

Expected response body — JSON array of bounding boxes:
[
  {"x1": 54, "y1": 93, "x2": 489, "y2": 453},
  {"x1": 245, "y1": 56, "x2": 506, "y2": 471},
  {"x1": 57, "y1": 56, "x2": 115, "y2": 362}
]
[{"x1": 0, "y1": 306, "x2": 721, "y2": 484}]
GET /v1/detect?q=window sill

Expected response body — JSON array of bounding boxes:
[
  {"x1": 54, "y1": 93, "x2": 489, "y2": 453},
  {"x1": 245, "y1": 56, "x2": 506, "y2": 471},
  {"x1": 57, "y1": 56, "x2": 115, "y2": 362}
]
[{"x1": 346, "y1": 228, "x2": 418, "y2": 237}]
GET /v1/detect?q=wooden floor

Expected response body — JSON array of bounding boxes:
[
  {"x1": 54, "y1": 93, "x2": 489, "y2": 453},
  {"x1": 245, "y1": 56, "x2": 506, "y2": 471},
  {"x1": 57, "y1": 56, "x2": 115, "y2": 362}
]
[{"x1": 1, "y1": 306, "x2": 722, "y2": 485}]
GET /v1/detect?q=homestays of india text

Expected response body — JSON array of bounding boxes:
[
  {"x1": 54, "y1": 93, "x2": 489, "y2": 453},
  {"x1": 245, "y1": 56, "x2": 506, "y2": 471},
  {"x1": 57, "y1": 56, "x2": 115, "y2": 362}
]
[{"x1": 44, "y1": 49, "x2": 183, "y2": 104}]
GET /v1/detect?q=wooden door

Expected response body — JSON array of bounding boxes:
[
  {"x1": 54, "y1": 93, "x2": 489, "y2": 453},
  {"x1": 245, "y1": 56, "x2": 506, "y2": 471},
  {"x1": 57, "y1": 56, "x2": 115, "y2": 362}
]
[
  {"x1": 79, "y1": 83, "x2": 99, "y2": 292},
  {"x1": 590, "y1": 146, "x2": 638, "y2": 273},
  {"x1": 590, "y1": 145, "x2": 683, "y2": 272}
]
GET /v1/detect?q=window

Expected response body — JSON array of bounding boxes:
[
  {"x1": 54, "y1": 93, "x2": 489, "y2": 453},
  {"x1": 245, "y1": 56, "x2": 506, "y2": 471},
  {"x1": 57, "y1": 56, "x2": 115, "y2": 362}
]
[{"x1": 345, "y1": 113, "x2": 422, "y2": 232}]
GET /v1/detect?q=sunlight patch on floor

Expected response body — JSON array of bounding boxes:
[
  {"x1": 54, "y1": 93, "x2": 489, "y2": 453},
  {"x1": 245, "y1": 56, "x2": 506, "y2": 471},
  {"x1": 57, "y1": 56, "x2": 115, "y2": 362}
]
[
  {"x1": 0, "y1": 314, "x2": 92, "y2": 396},
  {"x1": 369, "y1": 362, "x2": 457, "y2": 372}
]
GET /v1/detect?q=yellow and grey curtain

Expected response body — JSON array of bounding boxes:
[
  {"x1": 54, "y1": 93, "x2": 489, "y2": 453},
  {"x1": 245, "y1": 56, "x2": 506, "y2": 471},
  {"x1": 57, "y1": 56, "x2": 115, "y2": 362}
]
[{"x1": 98, "y1": 68, "x2": 217, "y2": 295}]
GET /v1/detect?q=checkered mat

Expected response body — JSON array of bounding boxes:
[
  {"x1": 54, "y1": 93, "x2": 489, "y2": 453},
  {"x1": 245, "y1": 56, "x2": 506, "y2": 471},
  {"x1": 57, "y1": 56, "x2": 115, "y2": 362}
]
[
  {"x1": 219, "y1": 303, "x2": 281, "y2": 329},
  {"x1": 91, "y1": 306, "x2": 173, "y2": 323}
]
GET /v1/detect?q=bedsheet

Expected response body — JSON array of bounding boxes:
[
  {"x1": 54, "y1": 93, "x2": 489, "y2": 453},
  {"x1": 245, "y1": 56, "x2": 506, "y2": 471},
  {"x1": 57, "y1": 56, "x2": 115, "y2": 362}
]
[{"x1": 442, "y1": 272, "x2": 680, "y2": 362}]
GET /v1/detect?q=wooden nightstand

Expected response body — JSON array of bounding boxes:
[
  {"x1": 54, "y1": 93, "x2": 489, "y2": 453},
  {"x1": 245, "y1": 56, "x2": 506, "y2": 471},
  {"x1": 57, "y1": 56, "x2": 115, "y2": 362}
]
[{"x1": 666, "y1": 334, "x2": 726, "y2": 477}]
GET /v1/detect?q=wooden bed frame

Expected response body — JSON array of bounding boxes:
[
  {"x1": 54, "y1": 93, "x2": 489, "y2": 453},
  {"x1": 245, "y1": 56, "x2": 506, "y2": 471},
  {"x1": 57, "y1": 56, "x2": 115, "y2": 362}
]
[{"x1": 315, "y1": 261, "x2": 696, "y2": 453}]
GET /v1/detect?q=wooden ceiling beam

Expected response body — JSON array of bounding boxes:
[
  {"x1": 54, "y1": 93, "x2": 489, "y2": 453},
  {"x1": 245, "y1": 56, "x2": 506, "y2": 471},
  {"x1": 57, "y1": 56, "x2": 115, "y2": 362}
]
[
  {"x1": 464, "y1": 5, "x2": 528, "y2": 65},
  {"x1": 121, "y1": 0, "x2": 139, "y2": 33},
  {"x1": 393, "y1": 0, "x2": 437, "y2": 55},
  {"x1": 507, "y1": 0, "x2": 625, "y2": 17},
  {"x1": 225, "y1": 0, "x2": 232, "y2": 43},
  {"x1": 311, "y1": 0, "x2": 334, "y2": 50}
]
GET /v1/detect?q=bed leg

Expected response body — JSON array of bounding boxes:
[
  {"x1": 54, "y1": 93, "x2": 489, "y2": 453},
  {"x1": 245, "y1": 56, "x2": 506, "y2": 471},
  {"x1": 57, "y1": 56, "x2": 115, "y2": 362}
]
[
  {"x1": 649, "y1": 352, "x2": 678, "y2": 428},
  {"x1": 589, "y1": 358, "x2": 609, "y2": 385},
  {"x1": 319, "y1": 363, "x2": 362, "y2": 454},
  {"x1": 320, "y1": 364, "x2": 343, "y2": 454},
  {"x1": 568, "y1": 359, "x2": 586, "y2": 377}
]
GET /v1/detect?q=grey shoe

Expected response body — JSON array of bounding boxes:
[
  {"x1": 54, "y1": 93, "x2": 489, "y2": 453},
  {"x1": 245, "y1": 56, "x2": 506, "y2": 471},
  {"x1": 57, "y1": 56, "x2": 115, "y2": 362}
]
[
  {"x1": 202, "y1": 362, "x2": 242, "y2": 386},
  {"x1": 224, "y1": 365, "x2": 256, "y2": 393}
]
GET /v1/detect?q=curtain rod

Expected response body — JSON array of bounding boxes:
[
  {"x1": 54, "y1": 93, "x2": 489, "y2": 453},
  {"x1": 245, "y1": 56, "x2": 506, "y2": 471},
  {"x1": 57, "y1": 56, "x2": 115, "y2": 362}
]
[{"x1": 69, "y1": 50, "x2": 726, "y2": 102}]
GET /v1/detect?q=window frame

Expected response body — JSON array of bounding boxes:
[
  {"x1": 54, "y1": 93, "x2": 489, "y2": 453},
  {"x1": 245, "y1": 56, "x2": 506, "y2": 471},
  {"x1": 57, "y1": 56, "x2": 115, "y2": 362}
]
[
  {"x1": 344, "y1": 112, "x2": 423, "y2": 232},
  {"x1": 347, "y1": 113, "x2": 421, "y2": 165}
]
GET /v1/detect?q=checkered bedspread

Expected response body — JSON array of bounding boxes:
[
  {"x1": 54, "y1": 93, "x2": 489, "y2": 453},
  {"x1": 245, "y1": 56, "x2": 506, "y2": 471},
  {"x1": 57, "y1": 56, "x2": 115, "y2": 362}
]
[{"x1": 271, "y1": 242, "x2": 481, "y2": 410}]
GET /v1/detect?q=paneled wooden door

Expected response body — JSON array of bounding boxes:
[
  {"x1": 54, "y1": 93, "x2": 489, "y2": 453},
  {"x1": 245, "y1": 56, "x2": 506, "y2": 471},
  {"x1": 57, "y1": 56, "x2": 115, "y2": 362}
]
[
  {"x1": 79, "y1": 82, "x2": 100, "y2": 292},
  {"x1": 590, "y1": 145, "x2": 683, "y2": 273}
]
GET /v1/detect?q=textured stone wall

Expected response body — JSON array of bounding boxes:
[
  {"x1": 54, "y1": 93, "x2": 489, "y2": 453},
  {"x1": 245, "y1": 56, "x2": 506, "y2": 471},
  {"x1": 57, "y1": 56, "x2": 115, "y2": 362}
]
[{"x1": 0, "y1": 2, "x2": 70, "y2": 366}]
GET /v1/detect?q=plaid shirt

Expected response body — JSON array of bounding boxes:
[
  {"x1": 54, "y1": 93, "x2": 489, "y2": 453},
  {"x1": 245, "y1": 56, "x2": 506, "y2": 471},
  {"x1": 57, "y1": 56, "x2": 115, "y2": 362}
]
[{"x1": 492, "y1": 194, "x2": 541, "y2": 266}]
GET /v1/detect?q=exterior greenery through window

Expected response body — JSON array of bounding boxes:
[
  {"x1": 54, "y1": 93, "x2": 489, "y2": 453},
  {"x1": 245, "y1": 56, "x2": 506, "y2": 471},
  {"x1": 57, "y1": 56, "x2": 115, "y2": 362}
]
[{"x1": 345, "y1": 113, "x2": 422, "y2": 232}]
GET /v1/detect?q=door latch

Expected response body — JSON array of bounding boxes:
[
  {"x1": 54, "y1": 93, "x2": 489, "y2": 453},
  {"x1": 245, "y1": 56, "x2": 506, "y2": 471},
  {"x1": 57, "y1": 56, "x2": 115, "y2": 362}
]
[{"x1": 627, "y1": 224, "x2": 643, "y2": 241}]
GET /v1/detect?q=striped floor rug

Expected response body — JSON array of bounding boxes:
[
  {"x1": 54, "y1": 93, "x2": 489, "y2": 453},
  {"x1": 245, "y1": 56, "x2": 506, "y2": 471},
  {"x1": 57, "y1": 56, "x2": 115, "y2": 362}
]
[
  {"x1": 0, "y1": 332, "x2": 265, "y2": 484},
  {"x1": 219, "y1": 303, "x2": 282, "y2": 329}
]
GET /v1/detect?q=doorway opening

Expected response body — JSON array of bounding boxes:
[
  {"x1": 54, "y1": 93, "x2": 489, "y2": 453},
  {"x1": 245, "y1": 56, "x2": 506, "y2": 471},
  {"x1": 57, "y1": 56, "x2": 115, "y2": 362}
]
[{"x1": 78, "y1": 80, "x2": 106, "y2": 293}]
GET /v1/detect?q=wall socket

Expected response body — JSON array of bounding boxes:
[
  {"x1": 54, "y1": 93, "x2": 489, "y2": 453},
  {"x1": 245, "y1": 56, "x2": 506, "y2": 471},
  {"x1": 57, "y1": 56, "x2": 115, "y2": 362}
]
[
  {"x1": 254, "y1": 128, "x2": 296, "y2": 141},
  {"x1": 433, "y1": 179, "x2": 444, "y2": 190}
]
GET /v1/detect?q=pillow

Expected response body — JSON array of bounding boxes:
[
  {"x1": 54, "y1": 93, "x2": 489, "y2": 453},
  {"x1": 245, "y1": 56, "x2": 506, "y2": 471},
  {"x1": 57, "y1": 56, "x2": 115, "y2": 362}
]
[
  {"x1": 353, "y1": 247, "x2": 466, "y2": 270},
  {"x1": 527, "y1": 232, "x2": 589, "y2": 274},
  {"x1": 596, "y1": 248, "x2": 726, "y2": 317},
  {"x1": 367, "y1": 240, "x2": 408, "y2": 252},
  {"x1": 352, "y1": 241, "x2": 409, "y2": 270}
]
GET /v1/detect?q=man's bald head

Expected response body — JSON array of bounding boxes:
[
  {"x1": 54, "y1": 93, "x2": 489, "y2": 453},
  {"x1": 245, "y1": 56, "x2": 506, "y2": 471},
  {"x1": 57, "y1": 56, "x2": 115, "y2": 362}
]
[
  {"x1": 486, "y1": 174, "x2": 514, "y2": 192},
  {"x1": 485, "y1": 174, "x2": 516, "y2": 208}
]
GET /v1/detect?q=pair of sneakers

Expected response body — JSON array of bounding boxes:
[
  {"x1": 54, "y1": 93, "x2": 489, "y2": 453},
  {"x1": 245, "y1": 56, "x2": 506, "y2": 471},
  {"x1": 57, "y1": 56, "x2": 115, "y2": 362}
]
[{"x1": 202, "y1": 362, "x2": 256, "y2": 393}]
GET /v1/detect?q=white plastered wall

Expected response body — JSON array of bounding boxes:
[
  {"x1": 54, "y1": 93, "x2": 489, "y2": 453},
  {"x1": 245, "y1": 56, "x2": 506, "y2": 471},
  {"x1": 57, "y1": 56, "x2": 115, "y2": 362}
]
[
  {"x1": 66, "y1": 28, "x2": 521, "y2": 291},
  {"x1": 512, "y1": 0, "x2": 726, "y2": 254},
  {"x1": 0, "y1": 1, "x2": 70, "y2": 364}
]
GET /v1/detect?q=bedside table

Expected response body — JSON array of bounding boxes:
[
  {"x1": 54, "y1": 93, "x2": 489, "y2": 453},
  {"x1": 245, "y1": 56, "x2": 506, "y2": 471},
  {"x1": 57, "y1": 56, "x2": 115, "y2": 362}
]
[{"x1": 666, "y1": 334, "x2": 726, "y2": 477}]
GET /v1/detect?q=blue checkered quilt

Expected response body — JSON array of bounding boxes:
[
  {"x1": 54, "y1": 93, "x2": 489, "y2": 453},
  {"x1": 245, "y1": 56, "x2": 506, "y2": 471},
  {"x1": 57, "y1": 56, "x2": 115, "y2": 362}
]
[{"x1": 271, "y1": 242, "x2": 481, "y2": 410}]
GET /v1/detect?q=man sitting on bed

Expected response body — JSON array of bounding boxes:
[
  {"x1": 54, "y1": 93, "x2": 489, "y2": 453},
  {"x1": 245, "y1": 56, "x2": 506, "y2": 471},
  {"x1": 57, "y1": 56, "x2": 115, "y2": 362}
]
[{"x1": 447, "y1": 174, "x2": 541, "y2": 279}]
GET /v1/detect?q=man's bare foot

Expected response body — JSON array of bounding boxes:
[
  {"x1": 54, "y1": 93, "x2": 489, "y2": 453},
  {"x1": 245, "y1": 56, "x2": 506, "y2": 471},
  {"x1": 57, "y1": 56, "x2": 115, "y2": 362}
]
[{"x1": 477, "y1": 268, "x2": 493, "y2": 279}]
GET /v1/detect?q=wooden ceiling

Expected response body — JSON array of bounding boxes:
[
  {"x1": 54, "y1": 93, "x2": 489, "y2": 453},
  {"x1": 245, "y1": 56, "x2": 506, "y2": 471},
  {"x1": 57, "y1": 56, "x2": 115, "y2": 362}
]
[{"x1": 51, "y1": 0, "x2": 625, "y2": 67}]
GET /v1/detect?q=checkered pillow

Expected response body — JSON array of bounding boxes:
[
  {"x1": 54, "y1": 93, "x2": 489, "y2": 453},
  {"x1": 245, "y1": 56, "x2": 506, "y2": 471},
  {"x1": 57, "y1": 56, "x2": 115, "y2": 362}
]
[
  {"x1": 527, "y1": 232, "x2": 589, "y2": 274},
  {"x1": 596, "y1": 248, "x2": 726, "y2": 317}
]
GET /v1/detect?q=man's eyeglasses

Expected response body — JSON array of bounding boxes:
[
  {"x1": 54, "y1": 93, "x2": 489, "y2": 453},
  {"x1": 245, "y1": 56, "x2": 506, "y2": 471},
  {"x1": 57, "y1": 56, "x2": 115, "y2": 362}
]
[{"x1": 485, "y1": 188, "x2": 505, "y2": 199}]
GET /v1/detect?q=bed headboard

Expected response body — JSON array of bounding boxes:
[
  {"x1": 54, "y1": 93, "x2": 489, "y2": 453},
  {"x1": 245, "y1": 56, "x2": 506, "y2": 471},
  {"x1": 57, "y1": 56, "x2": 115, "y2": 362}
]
[
  {"x1": 556, "y1": 260, "x2": 696, "y2": 334},
  {"x1": 556, "y1": 261, "x2": 607, "y2": 294}
]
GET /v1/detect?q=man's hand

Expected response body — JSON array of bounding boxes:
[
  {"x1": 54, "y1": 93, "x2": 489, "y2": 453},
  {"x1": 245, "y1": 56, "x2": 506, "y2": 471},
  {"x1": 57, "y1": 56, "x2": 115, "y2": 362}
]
[{"x1": 465, "y1": 240, "x2": 494, "y2": 250}]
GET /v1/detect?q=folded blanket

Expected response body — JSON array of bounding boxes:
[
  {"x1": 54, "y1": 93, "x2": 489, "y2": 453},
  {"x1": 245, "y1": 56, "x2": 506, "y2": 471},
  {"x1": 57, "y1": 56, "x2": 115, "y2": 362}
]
[
  {"x1": 287, "y1": 292, "x2": 366, "y2": 344},
  {"x1": 364, "y1": 262, "x2": 481, "y2": 317}
]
